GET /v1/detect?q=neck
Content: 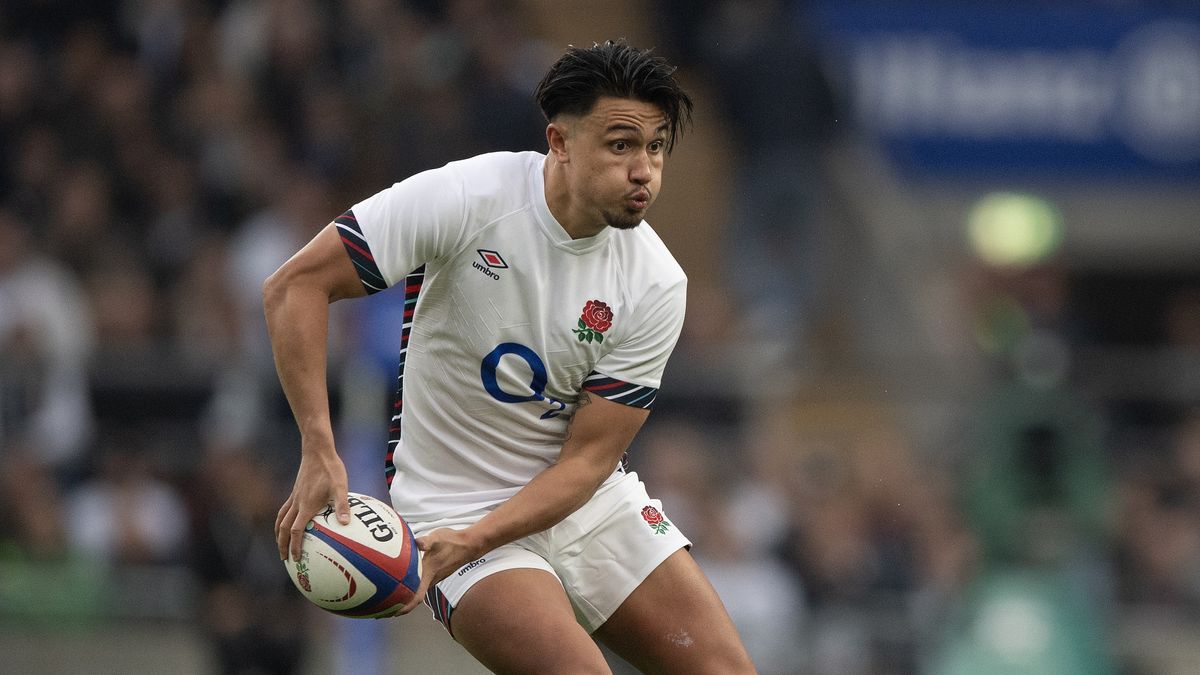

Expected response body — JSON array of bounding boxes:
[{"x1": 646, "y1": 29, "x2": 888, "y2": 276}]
[{"x1": 544, "y1": 157, "x2": 605, "y2": 239}]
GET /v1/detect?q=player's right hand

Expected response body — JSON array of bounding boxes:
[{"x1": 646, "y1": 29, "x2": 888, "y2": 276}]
[
  {"x1": 397, "y1": 527, "x2": 487, "y2": 615},
  {"x1": 275, "y1": 445, "x2": 351, "y2": 561}
]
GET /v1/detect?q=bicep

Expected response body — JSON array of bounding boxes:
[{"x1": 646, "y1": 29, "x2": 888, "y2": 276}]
[
  {"x1": 268, "y1": 223, "x2": 366, "y2": 303},
  {"x1": 558, "y1": 393, "x2": 650, "y2": 471}
]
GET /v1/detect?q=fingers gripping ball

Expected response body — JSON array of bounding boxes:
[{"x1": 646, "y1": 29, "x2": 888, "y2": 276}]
[{"x1": 284, "y1": 492, "x2": 422, "y2": 618}]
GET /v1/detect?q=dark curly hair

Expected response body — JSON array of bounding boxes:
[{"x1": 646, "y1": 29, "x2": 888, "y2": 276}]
[{"x1": 534, "y1": 40, "x2": 694, "y2": 153}]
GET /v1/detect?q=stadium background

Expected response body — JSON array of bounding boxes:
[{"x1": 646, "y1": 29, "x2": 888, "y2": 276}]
[{"x1": 1, "y1": 1, "x2": 1199, "y2": 673}]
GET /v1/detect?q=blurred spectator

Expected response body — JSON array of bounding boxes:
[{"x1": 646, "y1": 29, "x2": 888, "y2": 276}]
[
  {"x1": 0, "y1": 38, "x2": 41, "y2": 161},
  {"x1": 1164, "y1": 288, "x2": 1200, "y2": 350},
  {"x1": 190, "y1": 446, "x2": 310, "y2": 674},
  {"x1": 48, "y1": 161, "x2": 123, "y2": 271},
  {"x1": 5, "y1": 124, "x2": 64, "y2": 225},
  {"x1": 65, "y1": 438, "x2": 190, "y2": 565},
  {"x1": 0, "y1": 206, "x2": 95, "y2": 469},
  {"x1": 143, "y1": 151, "x2": 211, "y2": 278},
  {"x1": 686, "y1": 0, "x2": 842, "y2": 388},
  {"x1": 696, "y1": 486, "x2": 809, "y2": 675},
  {"x1": 170, "y1": 233, "x2": 243, "y2": 363},
  {"x1": 452, "y1": 0, "x2": 554, "y2": 154},
  {"x1": 86, "y1": 247, "x2": 165, "y2": 352},
  {"x1": 0, "y1": 445, "x2": 68, "y2": 560},
  {"x1": 772, "y1": 425, "x2": 978, "y2": 674},
  {"x1": 1116, "y1": 409, "x2": 1200, "y2": 609},
  {"x1": 0, "y1": 442, "x2": 108, "y2": 624},
  {"x1": 965, "y1": 382, "x2": 1113, "y2": 569}
]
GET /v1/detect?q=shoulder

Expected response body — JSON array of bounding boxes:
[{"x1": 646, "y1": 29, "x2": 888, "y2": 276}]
[
  {"x1": 446, "y1": 150, "x2": 543, "y2": 172},
  {"x1": 442, "y1": 151, "x2": 543, "y2": 194},
  {"x1": 613, "y1": 223, "x2": 687, "y2": 289},
  {"x1": 388, "y1": 151, "x2": 542, "y2": 200},
  {"x1": 607, "y1": 223, "x2": 687, "y2": 325},
  {"x1": 436, "y1": 151, "x2": 544, "y2": 218}
]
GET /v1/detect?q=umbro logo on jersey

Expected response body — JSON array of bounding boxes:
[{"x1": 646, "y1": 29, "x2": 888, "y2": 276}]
[
  {"x1": 477, "y1": 249, "x2": 508, "y2": 268},
  {"x1": 473, "y1": 249, "x2": 507, "y2": 280}
]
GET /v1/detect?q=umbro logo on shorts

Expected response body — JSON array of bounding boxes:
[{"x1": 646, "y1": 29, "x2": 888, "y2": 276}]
[{"x1": 457, "y1": 557, "x2": 487, "y2": 576}]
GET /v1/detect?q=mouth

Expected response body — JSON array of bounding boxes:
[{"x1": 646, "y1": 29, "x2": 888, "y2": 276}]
[{"x1": 626, "y1": 190, "x2": 651, "y2": 210}]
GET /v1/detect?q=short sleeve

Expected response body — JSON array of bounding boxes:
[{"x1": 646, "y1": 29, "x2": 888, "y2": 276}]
[
  {"x1": 585, "y1": 277, "x2": 687, "y2": 408},
  {"x1": 337, "y1": 164, "x2": 468, "y2": 292}
]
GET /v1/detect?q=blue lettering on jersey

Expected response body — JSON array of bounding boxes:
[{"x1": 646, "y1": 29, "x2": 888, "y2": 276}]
[{"x1": 480, "y1": 343, "x2": 567, "y2": 419}]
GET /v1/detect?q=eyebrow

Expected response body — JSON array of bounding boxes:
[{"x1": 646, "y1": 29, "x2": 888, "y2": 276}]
[{"x1": 605, "y1": 122, "x2": 670, "y2": 136}]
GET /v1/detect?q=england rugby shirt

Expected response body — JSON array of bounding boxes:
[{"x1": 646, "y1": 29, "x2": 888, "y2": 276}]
[{"x1": 338, "y1": 151, "x2": 686, "y2": 522}]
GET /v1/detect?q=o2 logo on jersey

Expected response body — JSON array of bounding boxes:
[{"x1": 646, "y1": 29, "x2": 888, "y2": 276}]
[{"x1": 480, "y1": 343, "x2": 567, "y2": 419}]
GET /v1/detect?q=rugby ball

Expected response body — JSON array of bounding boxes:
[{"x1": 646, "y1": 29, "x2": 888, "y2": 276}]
[{"x1": 284, "y1": 492, "x2": 422, "y2": 618}]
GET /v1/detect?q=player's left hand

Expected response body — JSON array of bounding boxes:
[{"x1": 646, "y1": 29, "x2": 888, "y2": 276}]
[{"x1": 398, "y1": 527, "x2": 486, "y2": 615}]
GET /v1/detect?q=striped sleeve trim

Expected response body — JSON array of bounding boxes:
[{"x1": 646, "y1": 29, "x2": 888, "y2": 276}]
[
  {"x1": 334, "y1": 209, "x2": 388, "y2": 294},
  {"x1": 582, "y1": 373, "x2": 659, "y2": 410},
  {"x1": 384, "y1": 266, "x2": 424, "y2": 488}
]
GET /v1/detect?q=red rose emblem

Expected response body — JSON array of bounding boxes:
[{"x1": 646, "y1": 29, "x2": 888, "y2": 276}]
[
  {"x1": 572, "y1": 299, "x2": 613, "y2": 344},
  {"x1": 641, "y1": 505, "x2": 670, "y2": 534},
  {"x1": 295, "y1": 559, "x2": 313, "y2": 592},
  {"x1": 581, "y1": 300, "x2": 613, "y2": 333},
  {"x1": 641, "y1": 505, "x2": 664, "y2": 525}
]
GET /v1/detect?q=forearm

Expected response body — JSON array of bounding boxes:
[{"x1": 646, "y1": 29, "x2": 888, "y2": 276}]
[
  {"x1": 263, "y1": 274, "x2": 337, "y2": 448},
  {"x1": 470, "y1": 454, "x2": 616, "y2": 553},
  {"x1": 262, "y1": 224, "x2": 365, "y2": 451},
  {"x1": 463, "y1": 394, "x2": 647, "y2": 553}
]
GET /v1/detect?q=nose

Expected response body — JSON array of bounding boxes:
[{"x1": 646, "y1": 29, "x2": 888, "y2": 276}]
[{"x1": 629, "y1": 150, "x2": 652, "y2": 185}]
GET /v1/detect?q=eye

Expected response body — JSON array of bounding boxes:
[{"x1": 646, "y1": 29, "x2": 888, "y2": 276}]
[
  {"x1": 648, "y1": 140, "x2": 664, "y2": 153},
  {"x1": 612, "y1": 140, "x2": 629, "y2": 152}
]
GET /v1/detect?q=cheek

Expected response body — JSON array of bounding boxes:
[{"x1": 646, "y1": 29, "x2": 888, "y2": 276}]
[
  {"x1": 649, "y1": 156, "x2": 665, "y2": 179},
  {"x1": 648, "y1": 167, "x2": 664, "y2": 194},
  {"x1": 596, "y1": 161, "x2": 631, "y2": 190},
  {"x1": 571, "y1": 159, "x2": 611, "y2": 196},
  {"x1": 581, "y1": 155, "x2": 616, "y2": 180}
]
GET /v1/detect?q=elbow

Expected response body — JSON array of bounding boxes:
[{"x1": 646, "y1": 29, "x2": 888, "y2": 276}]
[
  {"x1": 262, "y1": 265, "x2": 289, "y2": 317},
  {"x1": 567, "y1": 452, "x2": 621, "y2": 495}
]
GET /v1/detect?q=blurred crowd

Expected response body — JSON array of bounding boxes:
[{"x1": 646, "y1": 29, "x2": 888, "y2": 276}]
[
  {"x1": 0, "y1": 1, "x2": 552, "y2": 671},
  {"x1": 1, "y1": 2, "x2": 1199, "y2": 675}
]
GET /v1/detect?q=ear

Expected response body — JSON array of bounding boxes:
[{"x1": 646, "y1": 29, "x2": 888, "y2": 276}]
[{"x1": 546, "y1": 122, "x2": 570, "y2": 163}]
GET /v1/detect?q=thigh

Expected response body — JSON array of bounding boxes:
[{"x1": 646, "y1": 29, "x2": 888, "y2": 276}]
[
  {"x1": 593, "y1": 548, "x2": 757, "y2": 675},
  {"x1": 451, "y1": 567, "x2": 611, "y2": 675}
]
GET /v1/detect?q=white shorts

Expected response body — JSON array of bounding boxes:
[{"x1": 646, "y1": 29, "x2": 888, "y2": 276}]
[{"x1": 411, "y1": 471, "x2": 691, "y2": 635}]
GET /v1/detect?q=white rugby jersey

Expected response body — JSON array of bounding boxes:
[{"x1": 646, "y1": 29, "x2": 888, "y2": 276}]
[{"x1": 337, "y1": 151, "x2": 687, "y2": 522}]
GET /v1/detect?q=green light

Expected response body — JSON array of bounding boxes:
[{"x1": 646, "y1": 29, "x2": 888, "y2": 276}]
[{"x1": 967, "y1": 192, "x2": 1063, "y2": 268}]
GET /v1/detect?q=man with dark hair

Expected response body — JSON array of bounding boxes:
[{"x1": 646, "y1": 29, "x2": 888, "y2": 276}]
[{"x1": 266, "y1": 40, "x2": 755, "y2": 673}]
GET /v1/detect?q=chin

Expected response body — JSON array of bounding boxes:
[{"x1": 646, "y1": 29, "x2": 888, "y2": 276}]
[{"x1": 604, "y1": 211, "x2": 645, "y2": 230}]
